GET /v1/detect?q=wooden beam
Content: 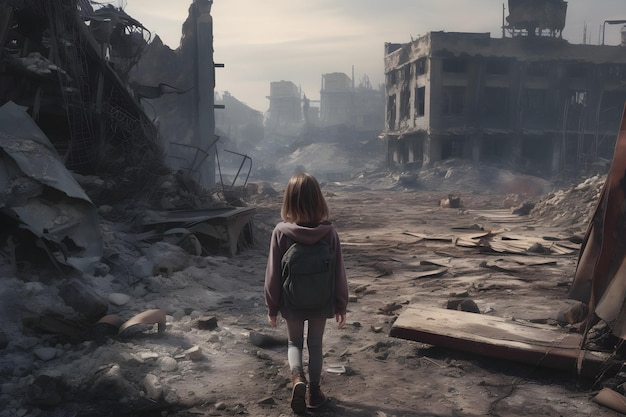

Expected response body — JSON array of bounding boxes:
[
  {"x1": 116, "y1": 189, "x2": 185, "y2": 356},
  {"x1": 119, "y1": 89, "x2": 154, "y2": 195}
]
[{"x1": 390, "y1": 305, "x2": 614, "y2": 377}]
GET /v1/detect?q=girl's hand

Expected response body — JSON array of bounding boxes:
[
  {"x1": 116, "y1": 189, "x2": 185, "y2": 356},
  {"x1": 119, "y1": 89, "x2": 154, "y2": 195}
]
[
  {"x1": 268, "y1": 315, "x2": 277, "y2": 327},
  {"x1": 335, "y1": 313, "x2": 346, "y2": 329}
]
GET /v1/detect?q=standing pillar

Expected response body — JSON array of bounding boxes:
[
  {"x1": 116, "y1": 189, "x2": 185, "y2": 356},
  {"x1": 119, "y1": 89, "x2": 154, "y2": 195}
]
[
  {"x1": 423, "y1": 134, "x2": 442, "y2": 168},
  {"x1": 193, "y1": 0, "x2": 216, "y2": 187}
]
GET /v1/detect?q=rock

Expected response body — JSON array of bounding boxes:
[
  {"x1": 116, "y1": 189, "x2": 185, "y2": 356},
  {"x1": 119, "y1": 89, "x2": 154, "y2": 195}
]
[
  {"x1": 92, "y1": 364, "x2": 133, "y2": 400},
  {"x1": 93, "y1": 262, "x2": 111, "y2": 277},
  {"x1": 132, "y1": 257, "x2": 154, "y2": 278},
  {"x1": 3, "y1": 353, "x2": 35, "y2": 377},
  {"x1": 184, "y1": 346, "x2": 203, "y2": 361},
  {"x1": 512, "y1": 201, "x2": 535, "y2": 215},
  {"x1": 33, "y1": 347, "x2": 56, "y2": 361},
  {"x1": 249, "y1": 331, "x2": 287, "y2": 348},
  {"x1": 157, "y1": 356, "x2": 178, "y2": 372},
  {"x1": 28, "y1": 375, "x2": 66, "y2": 406},
  {"x1": 108, "y1": 292, "x2": 131, "y2": 306},
  {"x1": 143, "y1": 373, "x2": 162, "y2": 400},
  {"x1": 258, "y1": 396, "x2": 276, "y2": 405},
  {"x1": 447, "y1": 298, "x2": 480, "y2": 314},
  {"x1": 196, "y1": 316, "x2": 218, "y2": 330},
  {"x1": 58, "y1": 278, "x2": 108, "y2": 321}
]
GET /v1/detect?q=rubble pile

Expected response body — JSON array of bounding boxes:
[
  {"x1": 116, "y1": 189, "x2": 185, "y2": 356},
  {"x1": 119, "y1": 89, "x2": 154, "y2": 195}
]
[{"x1": 530, "y1": 174, "x2": 605, "y2": 232}]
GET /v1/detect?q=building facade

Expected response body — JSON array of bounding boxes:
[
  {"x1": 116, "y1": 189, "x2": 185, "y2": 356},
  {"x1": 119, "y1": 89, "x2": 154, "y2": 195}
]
[
  {"x1": 320, "y1": 72, "x2": 384, "y2": 130},
  {"x1": 383, "y1": 31, "x2": 626, "y2": 176},
  {"x1": 265, "y1": 80, "x2": 302, "y2": 131}
]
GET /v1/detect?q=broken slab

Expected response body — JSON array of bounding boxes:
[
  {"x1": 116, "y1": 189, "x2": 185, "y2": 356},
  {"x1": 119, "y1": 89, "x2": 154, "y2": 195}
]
[
  {"x1": 390, "y1": 305, "x2": 613, "y2": 376},
  {"x1": 0, "y1": 102, "x2": 102, "y2": 273},
  {"x1": 140, "y1": 206, "x2": 255, "y2": 256}
]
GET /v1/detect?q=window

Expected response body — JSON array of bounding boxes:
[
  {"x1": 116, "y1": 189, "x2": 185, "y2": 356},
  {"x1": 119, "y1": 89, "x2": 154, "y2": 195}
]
[
  {"x1": 416, "y1": 58, "x2": 427, "y2": 75},
  {"x1": 442, "y1": 86, "x2": 465, "y2": 115},
  {"x1": 387, "y1": 94, "x2": 397, "y2": 130},
  {"x1": 524, "y1": 89, "x2": 548, "y2": 115},
  {"x1": 400, "y1": 88, "x2": 410, "y2": 118},
  {"x1": 566, "y1": 64, "x2": 589, "y2": 79},
  {"x1": 486, "y1": 59, "x2": 510, "y2": 75},
  {"x1": 482, "y1": 87, "x2": 509, "y2": 118},
  {"x1": 442, "y1": 57, "x2": 468, "y2": 73},
  {"x1": 569, "y1": 90, "x2": 587, "y2": 107},
  {"x1": 527, "y1": 62, "x2": 550, "y2": 77},
  {"x1": 414, "y1": 86, "x2": 425, "y2": 117}
]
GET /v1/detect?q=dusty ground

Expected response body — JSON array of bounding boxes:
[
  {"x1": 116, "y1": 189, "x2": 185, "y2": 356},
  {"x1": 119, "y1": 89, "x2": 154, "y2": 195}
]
[{"x1": 1, "y1": 168, "x2": 621, "y2": 417}]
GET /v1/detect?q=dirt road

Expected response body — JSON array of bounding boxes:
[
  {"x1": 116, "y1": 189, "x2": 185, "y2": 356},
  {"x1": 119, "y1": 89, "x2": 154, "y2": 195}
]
[
  {"x1": 3, "y1": 173, "x2": 619, "y2": 417},
  {"x1": 222, "y1": 177, "x2": 615, "y2": 417}
]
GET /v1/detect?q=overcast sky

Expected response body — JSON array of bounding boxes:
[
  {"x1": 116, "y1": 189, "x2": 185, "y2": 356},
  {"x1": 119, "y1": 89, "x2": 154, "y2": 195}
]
[{"x1": 124, "y1": 0, "x2": 625, "y2": 112}]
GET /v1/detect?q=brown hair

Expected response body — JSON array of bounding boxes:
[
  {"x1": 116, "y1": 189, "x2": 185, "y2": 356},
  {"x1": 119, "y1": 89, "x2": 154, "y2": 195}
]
[{"x1": 281, "y1": 172, "x2": 329, "y2": 224}]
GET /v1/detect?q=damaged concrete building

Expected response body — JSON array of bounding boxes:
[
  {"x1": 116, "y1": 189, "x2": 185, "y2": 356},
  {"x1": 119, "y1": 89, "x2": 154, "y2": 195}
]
[
  {"x1": 320, "y1": 72, "x2": 384, "y2": 130},
  {"x1": 264, "y1": 80, "x2": 302, "y2": 132},
  {"x1": 265, "y1": 72, "x2": 384, "y2": 132},
  {"x1": 383, "y1": 0, "x2": 626, "y2": 177}
]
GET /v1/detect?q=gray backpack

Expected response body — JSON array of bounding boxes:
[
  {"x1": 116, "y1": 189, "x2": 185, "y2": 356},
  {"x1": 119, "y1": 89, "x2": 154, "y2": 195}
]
[{"x1": 281, "y1": 238, "x2": 335, "y2": 310}]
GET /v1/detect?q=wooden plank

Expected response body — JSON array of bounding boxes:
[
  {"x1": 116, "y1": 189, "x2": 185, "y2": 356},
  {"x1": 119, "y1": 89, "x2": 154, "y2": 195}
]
[{"x1": 390, "y1": 305, "x2": 612, "y2": 376}]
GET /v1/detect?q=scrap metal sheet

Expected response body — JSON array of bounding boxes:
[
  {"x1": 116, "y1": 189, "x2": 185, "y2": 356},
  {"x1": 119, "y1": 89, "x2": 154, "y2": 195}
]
[{"x1": 569, "y1": 103, "x2": 626, "y2": 338}]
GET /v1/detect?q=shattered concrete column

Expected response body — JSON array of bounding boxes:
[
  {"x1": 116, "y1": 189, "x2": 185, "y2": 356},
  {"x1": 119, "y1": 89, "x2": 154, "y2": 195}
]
[
  {"x1": 423, "y1": 134, "x2": 442, "y2": 167},
  {"x1": 551, "y1": 136, "x2": 562, "y2": 174},
  {"x1": 192, "y1": 0, "x2": 216, "y2": 187},
  {"x1": 0, "y1": 4, "x2": 13, "y2": 47},
  {"x1": 467, "y1": 133, "x2": 482, "y2": 164}
]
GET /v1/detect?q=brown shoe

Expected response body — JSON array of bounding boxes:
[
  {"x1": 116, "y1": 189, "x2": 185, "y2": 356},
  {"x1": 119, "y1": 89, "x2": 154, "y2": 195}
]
[
  {"x1": 290, "y1": 371, "x2": 307, "y2": 414},
  {"x1": 306, "y1": 384, "x2": 328, "y2": 409}
]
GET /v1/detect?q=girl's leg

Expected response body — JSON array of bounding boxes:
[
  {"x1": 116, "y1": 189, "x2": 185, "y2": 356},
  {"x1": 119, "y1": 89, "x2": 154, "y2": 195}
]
[
  {"x1": 286, "y1": 319, "x2": 306, "y2": 371},
  {"x1": 286, "y1": 319, "x2": 307, "y2": 413},
  {"x1": 306, "y1": 318, "x2": 327, "y2": 385}
]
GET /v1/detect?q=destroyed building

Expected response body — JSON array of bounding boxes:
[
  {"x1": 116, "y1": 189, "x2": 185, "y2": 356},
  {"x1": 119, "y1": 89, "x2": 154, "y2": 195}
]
[
  {"x1": 0, "y1": 0, "x2": 255, "y2": 269},
  {"x1": 382, "y1": 0, "x2": 626, "y2": 177},
  {"x1": 319, "y1": 72, "x2": 384, "y2": 130},
  {"x1": 264, "y1": 80, "x2": 302, "y2": 132},
  {"x1": 266, "y1": 72, "x2": 384, "y2": 133},
  {"x1": 0, "y1": 0, "x2": 164, "y2": 191}
]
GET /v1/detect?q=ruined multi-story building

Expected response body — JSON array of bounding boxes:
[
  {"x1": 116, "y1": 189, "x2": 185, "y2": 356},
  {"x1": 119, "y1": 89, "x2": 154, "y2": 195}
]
[
  {"x1": 265, "y1": 80, "x2": 302, "y2": 131},
  {"x1": 319, "y1": 72, "x2": 384, "y2": 130},
  {"x1": 265, "y1": 72, "x2": 384, "y2": 133},
  {"x1": 383, "y1": 0, "x2": 626, "y2": 176}
]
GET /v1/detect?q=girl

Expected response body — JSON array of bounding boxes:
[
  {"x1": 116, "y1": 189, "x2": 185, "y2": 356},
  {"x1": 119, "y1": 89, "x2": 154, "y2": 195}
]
[{"x1": 264, "y1": 172, "x2": 349, "y2": 413}]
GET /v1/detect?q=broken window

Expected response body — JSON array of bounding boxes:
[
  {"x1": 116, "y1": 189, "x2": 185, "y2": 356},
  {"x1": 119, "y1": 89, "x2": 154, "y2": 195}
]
[
  {"x1": 481, "y1": 135, "x2": 508, "y2": 163},
  {"x1": 569, "y1": 90, "x2": 587, "y2": 107},
  {"x1": 527, "y1": 62, "x2": 550, "y2": 77},
  {"x1": 414, "y1": 86, "x2": 425, "y2": 117},
  {"x1": 486, "y1": 59, "x2": 510, "y2": 75},
  {"x1": 400, "y1": 88, "x2": 410, "y2": 119},
  {"x1": 442, "y1": 57, "x2": 468, "y2": 74},
  {"x1": 416, "y1": 58, "x2": 427, "y2": 76},
  {"x1": 403, "y1": 65, "x2": 411, "y2": 82},
  {"x1": 442, "y1": 86, "x2": 465, "y2": 115},
  {"x1": 482, "y1": 87, "x2": 509, "y2": 118},
  {"x1": 387, "y1": 94, "x2": 397, "y2": 130},
  {"x1": 566, "y1": 64, "x2": 590, "y2": 79},
  {"x1": 524, "y1": 88, "x2": 551, "y2": 126},
  {"x1": 441, "y1": 136, "x2": 464, "y2": 160},
  {"x1": 599, "y1": 64, "x2": 626, "y2": 82},
  {"x1": 387, "y1": 71, "x2": 398, "y2": 85},
  {"x1": 600, "y1": 91, "x2": 626, "y2": 129}
]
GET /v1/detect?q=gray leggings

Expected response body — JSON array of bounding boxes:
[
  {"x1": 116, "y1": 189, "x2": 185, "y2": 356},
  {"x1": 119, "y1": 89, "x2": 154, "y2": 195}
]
[{"x1": 286, "y1": 318, "x2": 327, "y2": 385}]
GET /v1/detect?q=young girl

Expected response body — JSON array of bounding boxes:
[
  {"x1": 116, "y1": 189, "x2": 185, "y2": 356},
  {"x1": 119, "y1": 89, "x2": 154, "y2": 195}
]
[{"x1": 264, "y1": 172, "x2": 349, "y2": 413}]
